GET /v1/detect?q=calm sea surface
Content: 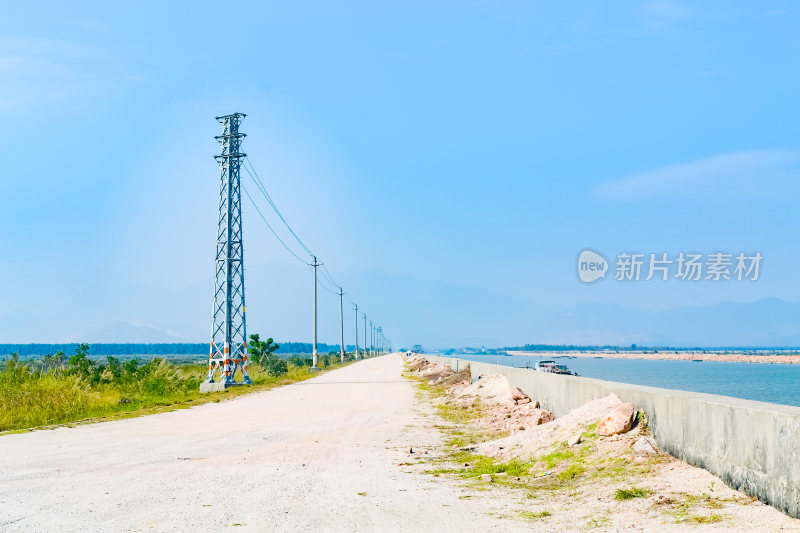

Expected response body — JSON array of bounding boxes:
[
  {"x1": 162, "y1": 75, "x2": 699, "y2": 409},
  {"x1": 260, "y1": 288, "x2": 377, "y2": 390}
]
[{"x1": 455, "y1": 354, "x2": 800, "y2": 408}]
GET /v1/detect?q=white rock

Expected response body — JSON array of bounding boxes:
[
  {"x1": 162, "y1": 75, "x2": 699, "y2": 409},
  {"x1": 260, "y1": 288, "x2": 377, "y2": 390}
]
[{"x1": 632, "y1": 436, "x2": 657, "y2": 454}]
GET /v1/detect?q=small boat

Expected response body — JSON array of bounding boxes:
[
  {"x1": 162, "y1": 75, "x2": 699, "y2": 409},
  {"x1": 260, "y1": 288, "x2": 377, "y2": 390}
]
[{"x1": 536, "y1": 360, "x2": 578, "y2": 376}]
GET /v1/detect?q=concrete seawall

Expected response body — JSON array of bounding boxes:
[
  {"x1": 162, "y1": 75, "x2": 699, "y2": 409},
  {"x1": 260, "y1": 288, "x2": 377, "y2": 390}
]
[{"x1": 422, "y1": 355, "x2": 800, "y2": 518}]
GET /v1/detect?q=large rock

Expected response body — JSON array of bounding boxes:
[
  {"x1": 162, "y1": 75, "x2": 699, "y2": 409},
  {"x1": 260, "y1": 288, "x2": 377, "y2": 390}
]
[
  {"x1": 528, "y1": 409, "x2": 556, "y2": 426},
  {"x1": 510, "y1": 387, "x2": 528, "y2": 401},
  {"x1": 596, "y1": 402, "x2": 635, "y2": 436}
]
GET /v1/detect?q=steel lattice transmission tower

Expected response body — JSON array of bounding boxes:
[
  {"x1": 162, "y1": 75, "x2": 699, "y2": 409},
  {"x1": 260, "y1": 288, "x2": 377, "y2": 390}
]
[{"x1": 204, "y1": 113, "x2": 252, "y2": 387}]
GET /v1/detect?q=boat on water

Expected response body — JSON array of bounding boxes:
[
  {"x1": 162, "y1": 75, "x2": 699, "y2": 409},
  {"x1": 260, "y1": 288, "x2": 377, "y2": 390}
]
[{"x1": 536, "y1": 360, "x2": 578, "y2": 376}]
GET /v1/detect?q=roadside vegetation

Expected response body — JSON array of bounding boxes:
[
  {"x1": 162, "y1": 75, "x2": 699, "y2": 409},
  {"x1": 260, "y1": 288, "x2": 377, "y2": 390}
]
[{"x1": 1, "y1": 336, "x2": 357, "y2": 433}]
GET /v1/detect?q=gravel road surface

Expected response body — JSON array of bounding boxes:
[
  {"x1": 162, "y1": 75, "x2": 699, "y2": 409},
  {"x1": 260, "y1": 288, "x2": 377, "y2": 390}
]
[{"x1": 0, "y1": 354, "x2": 526, "y2": 532}]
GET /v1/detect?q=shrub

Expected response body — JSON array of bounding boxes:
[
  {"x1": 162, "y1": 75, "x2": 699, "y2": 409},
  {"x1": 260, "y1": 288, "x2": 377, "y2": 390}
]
[{"x1": 261, "y1": 353, "x2": 288, "y2": 377}]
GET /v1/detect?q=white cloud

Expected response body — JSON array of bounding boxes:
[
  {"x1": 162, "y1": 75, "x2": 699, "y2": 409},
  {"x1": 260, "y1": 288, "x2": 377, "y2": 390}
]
[{"x1": 593, "y1": 149, "x2": 800, "y2": 201}]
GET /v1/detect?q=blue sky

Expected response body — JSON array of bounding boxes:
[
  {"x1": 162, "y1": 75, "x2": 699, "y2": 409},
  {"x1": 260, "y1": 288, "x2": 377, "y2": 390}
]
[{"x1": 2, "y1": 1, "x2": 799, "y2": 346}]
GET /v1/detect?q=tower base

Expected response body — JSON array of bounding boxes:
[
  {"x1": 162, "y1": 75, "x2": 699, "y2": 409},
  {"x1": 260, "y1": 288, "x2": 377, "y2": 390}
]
[{"x1": 199, "y1": 382, "x2": 248, "y2": 393}]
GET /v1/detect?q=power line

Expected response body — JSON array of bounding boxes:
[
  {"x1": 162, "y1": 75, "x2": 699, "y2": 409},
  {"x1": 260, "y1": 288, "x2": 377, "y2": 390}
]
[
  {"x1": 244, "y1": 157, "x2": 315, "y2": 257},
  {"x1": 319, "y1": 263, "x2": 341, "y2": 290},
  {"x1": 242, "y1": 184, "x2": 311, "y2": 266},
  {"x1": 315, "y1": 271, "x2": 342, "y2": 296},
  {"x1": 243, "y1": 155, "x2": 389, "y2": 349}
]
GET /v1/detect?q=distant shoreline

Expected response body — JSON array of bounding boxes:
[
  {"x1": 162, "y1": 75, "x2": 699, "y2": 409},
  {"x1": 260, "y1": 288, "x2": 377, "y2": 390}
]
[{"x1": 506, "y1": 350, "x2": 800, "y2": 365}]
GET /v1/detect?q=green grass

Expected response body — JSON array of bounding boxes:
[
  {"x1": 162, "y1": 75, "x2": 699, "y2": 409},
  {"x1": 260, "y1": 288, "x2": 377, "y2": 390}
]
[
  {"x1": 690, "y1": 514, "x2": 724, "y2": 524},
  {"x1": 520, "y1": 510, "x2": 551, "y2": 520},
  {"x1": 558, "y1": 463, "x2": 586, "y2": 481},
  {"x1": 437, "y1": 400, "x2": 484, "y2": 425},
  {"x1": 584, "y1": 514, "x2": 611, "y2": 529},
  {"x1": 661, "y1": 491, "x2": 733, "y2": 523},
  {"x1": 0, "y1": 355, "x2": 349, "y2": 432},
  {"x1": 614, "y1": 487, "x2": 651, "y2": 500},
  {"x1": 537, "y1": 445, "x2": 578, "y2": 469}
]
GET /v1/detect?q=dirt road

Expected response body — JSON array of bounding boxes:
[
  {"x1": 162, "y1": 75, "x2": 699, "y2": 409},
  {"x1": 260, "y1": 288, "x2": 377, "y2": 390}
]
[{"x1": 0, "y1": 355, "x2": 527, "y2": 532}]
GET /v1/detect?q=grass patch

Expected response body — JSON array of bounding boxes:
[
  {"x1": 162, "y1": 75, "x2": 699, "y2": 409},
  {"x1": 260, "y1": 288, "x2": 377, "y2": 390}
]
[
  {"x1": 662, "y1": 491, "x2": 733, "y2": 523},
  {"x1": 537, "y1": 445, "x2": 577, "y2": 469},
  {"x1": 614, "y1": 487, "x2": 650, "y2": 500},
  {"x1": 690, "y1": 514, "x2": 724, "y2": 524},
  {"x1": 466, "y1": 456, "x2": 533, "y2": 478},
  {"x1": 584, "y1": 514, "x2": 611, "y2": 529},
  {"x1": 520, "y1": 510, "x2": 551, "y2": 520},
  {"x1": 437, "y1": 400, "x2": 484, "y2": 425},
  {"x1": 558, "y1": 463, "x2": 586, "y2": 481}
]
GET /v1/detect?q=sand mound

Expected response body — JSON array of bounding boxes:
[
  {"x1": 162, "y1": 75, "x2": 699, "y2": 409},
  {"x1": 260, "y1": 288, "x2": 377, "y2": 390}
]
[
  {"x1": 409, "y1": 358, "x2": 456, "y2": 385},
  {"x1": 453, "y1": 374, "x2": 516, "y2": 406},
  {"x1": 477, "y1": 393, "x2": 622, "y2": 459}
]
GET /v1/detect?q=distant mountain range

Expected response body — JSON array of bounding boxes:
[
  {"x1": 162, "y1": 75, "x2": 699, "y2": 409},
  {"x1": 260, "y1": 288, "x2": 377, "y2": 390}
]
[{"x1": 1, "y1": 263, "x2": 798, "y2": 349}]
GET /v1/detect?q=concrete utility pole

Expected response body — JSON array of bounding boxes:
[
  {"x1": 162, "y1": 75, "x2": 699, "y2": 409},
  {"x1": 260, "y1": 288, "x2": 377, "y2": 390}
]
[
  {"x1": 338, "y1": 287, "x2": 345, "y2": 363},
  {"x1": 312, "y1": 256, "x2": 320, "y2": 369},
  {"x1": 363, "y1": 314, "x2": 367, "y2": 357},
  {"x1": 354, "y1": 304, "x2": 359, "y2": 359},
  {"x1": 369, "y1": 321, "x2": 373, "y2": 357}
]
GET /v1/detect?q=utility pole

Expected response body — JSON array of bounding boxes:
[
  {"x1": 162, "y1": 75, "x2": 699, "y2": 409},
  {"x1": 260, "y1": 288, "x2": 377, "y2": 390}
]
[
  {"x1": 377, "y1": 326, "x2": 382, "y2": 355},
  {"x1": 204, "y1": 112, "x2": 251, "y2": 390},
  {"x1": 338, "y1": 287, "x2": 345, "y2": 363},
  {"x1": 363, "y1": 314, "x2": 367, "y2": 358},
  {"x1": 312, "y1": 256, "x2": 320, "y2": 369},
  {"x1": 354, "y1": 304, "x2": 359, "y2": 359},
  {"x1": 369, "y1": 321, "x2": 373, "y2": 357}
]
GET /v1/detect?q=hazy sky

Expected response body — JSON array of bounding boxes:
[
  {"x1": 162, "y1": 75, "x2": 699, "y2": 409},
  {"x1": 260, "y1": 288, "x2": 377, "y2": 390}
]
[{"x1": 2, "y1": 1, "x2": 799, "y2": 345}]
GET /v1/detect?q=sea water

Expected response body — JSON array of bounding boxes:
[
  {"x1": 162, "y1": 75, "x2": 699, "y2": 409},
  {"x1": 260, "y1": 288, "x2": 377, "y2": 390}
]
[{"x1": 455, "y1": 354, "x2": 800, "y2": 408}]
